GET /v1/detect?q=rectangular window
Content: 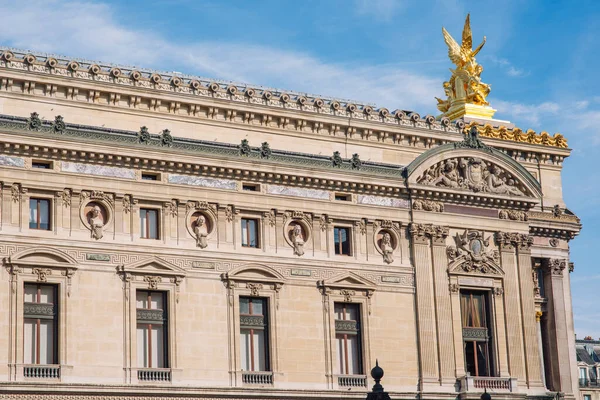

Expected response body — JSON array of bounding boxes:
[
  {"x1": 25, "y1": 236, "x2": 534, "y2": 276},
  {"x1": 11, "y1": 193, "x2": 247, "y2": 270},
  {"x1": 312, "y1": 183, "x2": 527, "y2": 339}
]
[
  {"x1": 32, "y1": 160, "x2": 52, "y2": 169},
  {"x1": 141, "y1": 172, "x2": 160, "y2": 181},
  {"x1": 239, "y1": 297, "x2": 269, "y2": 371},
  {"x1": 580, "y1": 367, "x2": 589, "y2": 387},
  {"x1": 29, "y1": 198, "x2": 51, "y2": 230},
  {"x1": 242, "y1": 183, "x2": 260, "y2": 192},
  {"x1": 241, "y1": 218, "x2": 259, "y2": 248},
  {"x1": 334, "y1": 227, "x2": 351, "y2": 255},
  {"x1": 24, "y1": 283, "x2": 58, "y2": 365},
  {"x1": 140, "y1": 208, "x2": 159, "y2": 239},
  {"x1": 334, "y1": 193, "x2": 350, "y2": 201},
  {"x1": 460, "y1": 290, "x2": 494, "y2": 377},
  {"x1": 334, "y1": 303, "x2": 362, "y2": 375},
  {"x1": 136, "y1": 291, "x2": 168, "y2": 368},
  {"x1": 584, "y1": 395, "x2": 591, "y2": 400}
]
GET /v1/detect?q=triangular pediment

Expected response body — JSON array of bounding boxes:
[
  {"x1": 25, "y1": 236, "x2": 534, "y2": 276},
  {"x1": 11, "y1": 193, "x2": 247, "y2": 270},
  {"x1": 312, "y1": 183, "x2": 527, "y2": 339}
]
[
  {"x1": 222, "y1": 263, "x2": 285, "y2": 284},
  {"x1": 448, "y1": 256, "x2": 504, "y2": 276},
  {"x1": 320, "y1": 271, "x2": 376, "y2": 290},
  {"x1": 118, "y1": 256, "x2": 186, "y2": 277},
  {"x1": 9, "y1": 247, "x2": 77, "y2": 268}
]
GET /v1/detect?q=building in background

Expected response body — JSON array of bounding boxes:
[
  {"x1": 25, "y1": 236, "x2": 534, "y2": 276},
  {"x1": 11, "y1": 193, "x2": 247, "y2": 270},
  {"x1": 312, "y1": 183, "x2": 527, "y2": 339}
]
[
  {"x1": 0, "y1": 15, "x2": 582, "y2": 400},
  {"x1": 577, "y1": 337, "x2": 600, "y2": 400}
]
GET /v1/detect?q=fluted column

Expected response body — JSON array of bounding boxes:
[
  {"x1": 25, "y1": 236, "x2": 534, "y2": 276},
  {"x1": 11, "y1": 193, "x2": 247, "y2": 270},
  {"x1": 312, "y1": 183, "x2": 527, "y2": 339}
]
[
  {"x1": 410, "y1": 223, "x2": 440, "y2": 386},
  {"x1": 430, "y1": 225, "x2": 455, "y2": 385},
  {"x1": 516, "y1": 236, "x2": 544, "y2": 388},
  {"x1": 495, "y1": 232, "x2": 526, "y2": 382}
]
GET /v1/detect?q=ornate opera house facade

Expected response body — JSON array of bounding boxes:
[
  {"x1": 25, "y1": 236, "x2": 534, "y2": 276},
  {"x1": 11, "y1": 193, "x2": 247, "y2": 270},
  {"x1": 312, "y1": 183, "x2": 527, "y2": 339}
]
[{"x1": 0, "y1": 16, "x2": 582, "y2": 400}]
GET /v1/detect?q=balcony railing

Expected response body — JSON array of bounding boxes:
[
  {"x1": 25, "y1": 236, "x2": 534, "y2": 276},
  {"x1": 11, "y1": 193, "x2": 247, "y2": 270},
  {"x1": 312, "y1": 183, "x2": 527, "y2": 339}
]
[
  {"x1": 137, "y1": 368, "x2": 171, "y2": 382},
  {"x1": 23, "y1": 365, "x2": 60, "y2": 379},
  {"x1": 459, "y1": 376, "x2": 517, "y2": 393},
  {"x1": 580, "y1": 378, "x2": 600, "y2": 387},
  {"x1": 338, "y1": 374, "x2": 367, "y2": 388},
  {"x1": 242, "y1": 371, "x2": 273, "y2": 385}
]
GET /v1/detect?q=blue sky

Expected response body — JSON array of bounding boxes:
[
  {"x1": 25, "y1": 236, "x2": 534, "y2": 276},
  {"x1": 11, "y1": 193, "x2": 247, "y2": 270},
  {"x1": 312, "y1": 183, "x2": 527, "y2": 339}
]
[{"x1": 0, "y1": 0, "x2": 598, "y2": 336}]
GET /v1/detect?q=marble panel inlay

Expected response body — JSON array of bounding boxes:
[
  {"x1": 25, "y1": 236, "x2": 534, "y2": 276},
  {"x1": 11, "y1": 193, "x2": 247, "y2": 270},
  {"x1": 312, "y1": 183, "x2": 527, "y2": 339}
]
[
  {"x1": 291, "y1": 268, "x2": 312, "y2": 277},
  {"x1": 62, "y1": 162, "x2": 135, "y2": 179},
  {"x1": 267, "y1": 185, "x2": 330, "y2": 200},
  {"x1": 357, "y1": 195, "x2": 409, "y2": 208},
  {"x1": 0, "y1": 155, "x2": 24, "y2": 167},
  {"x1": 458, "y1": 276, "x2": 494, "y2": 287},
  {"x1": 86, "y1": 253, "x2": 111, "y2": 262},
  {"x1": 169, "y1": 175, "x2": 237, "y2": 190}
]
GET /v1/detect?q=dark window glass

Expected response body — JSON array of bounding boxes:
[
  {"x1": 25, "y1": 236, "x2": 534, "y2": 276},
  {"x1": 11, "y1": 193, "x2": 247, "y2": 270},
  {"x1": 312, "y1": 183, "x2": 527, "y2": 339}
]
[
  {"x1": 335, "y1": 194, "x2": 349, "y2": 201},
  {"x1": 242, "y1": 184, "x2": 258, "y2": 191},
  {"x1": 29, "y1": 198, "x2": 51, "y2": 230},
  {"x1": 241, "y1": 218, "x2": 259, "y2": 248},
  {"x1": 32, "y1": 161, "x2": 52, "y2": 169},
  {"x1": 140, "y1": 209, "x2": 159, "y2": 239},
  {"x1": 334, "y1": 227, "x2": 351, "y2": 255},
  {"x1": 142, "y1": 173, "x2": 159, "y2": 181},
  {"x1": 239, "y1": 297, "x2": 269, "y2": 371}
]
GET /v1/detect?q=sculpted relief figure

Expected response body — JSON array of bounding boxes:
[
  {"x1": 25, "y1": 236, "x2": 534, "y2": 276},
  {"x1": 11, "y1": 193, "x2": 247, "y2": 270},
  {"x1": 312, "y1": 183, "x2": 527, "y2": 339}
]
[
  {"x1": 291, "y1": 224, "x2": 305, "y2": 256},
  {"x1": 194, "y1": 215, "x2": 208, "y2": 248},
  {"x1": 381, "y1": 232, "x2": 394, "y2": 264},
  {"x1": 89, "y1": 205, "x2": 104, "y2": 240},
  {"x1": 417, "y1": 157, "x2": 527, "y2": 197}
]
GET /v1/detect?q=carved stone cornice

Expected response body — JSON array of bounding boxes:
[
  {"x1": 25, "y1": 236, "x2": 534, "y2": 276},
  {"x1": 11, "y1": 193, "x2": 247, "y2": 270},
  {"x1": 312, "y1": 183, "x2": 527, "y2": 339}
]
[
  {"x1": 409, "y1": 223, "x2": 449, "y2": 245},
  {"x1": 0, "y1": 48, "x2": 571, "y2": 167},
  {"x1": 545, "y1": 259, "x2": 566, "y2": 276},
  {"x1": 412, "y1": 199, "x2": 444, "y2": 212}
]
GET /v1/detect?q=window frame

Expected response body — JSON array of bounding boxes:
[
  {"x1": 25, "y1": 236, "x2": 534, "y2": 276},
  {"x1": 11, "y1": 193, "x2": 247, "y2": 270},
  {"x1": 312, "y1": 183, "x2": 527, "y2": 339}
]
[
  {"x1": 31, "y1": 160, "x2": 53, "y2": 170},
  {"x1": 135, "y1": 289, "x2": 169, "y2": 369},
  {"x1": 334, "y1": 302, "x2": 363, "y2": 376},
  {"x1": 240, "y1": 217, "x2": 260, "y2": 249},
  {"x1": 29, "y1": 197, "x2": 52, "y2": 231},
  {"x1": 460, "y1": 289, "x2": 496, "y2": 377},
  {"x1": 333, "y1": 226, "x2": 352, "y2": 256},
  {"x1": 140, "y1": 207, "x2": 160, "y2": 240},
  {"x1": 23, "y1": 283, "x2": 59, "y2": 365},
  {"x1": 239, "y1": 296, "x2": 270, "y2": 372}
]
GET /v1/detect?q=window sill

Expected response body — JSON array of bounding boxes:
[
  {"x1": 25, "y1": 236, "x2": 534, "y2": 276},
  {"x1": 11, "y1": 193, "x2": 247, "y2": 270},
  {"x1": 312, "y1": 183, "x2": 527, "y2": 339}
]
[
  {"x1": 241, "y1": 371, "x2": 273, "y2": 385},
  {"x1": 23, "y1": 364, "x2": 61, "y2": 380},
  {"x1": 458, "y1": 375, "x2": 517, "y2": 392},
  {"x1": 336, "y1": 374, "x2": 367, "y2": 389},
  {"x1": 137, "y1": 368, "x2": 172, "y2": 383}
]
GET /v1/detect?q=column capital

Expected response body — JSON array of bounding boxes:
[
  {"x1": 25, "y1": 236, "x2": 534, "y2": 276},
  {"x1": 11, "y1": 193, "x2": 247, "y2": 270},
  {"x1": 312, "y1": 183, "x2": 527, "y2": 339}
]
[
  {"x1": 409, "y1": 223, "x2": 449, "y2": 245},
  {"x1": 495, "y1": 231, "x2": 533, "y2": 252},
  {"x1": 544, "y1": 258, "x2": 566, "y2": 276}
]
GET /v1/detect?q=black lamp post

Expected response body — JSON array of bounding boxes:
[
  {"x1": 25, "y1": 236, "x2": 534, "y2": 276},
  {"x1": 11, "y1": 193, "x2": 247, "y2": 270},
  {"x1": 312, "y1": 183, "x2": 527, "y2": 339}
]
[
  {"x1": 366, "y1": 360, "x2": 391, "y2": 400},
  {"x1": 480, "y1": 388, "x2": 492, "y2": 400}
]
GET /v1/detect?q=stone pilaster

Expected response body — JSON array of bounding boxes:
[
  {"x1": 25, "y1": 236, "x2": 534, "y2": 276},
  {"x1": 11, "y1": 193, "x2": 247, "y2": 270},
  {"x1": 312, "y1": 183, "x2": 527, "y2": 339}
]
[
  {"x1": 430, "y1": 225, "x2": 455, "y2": 385},
  {"x1": 495, "y1": 232, "x2": 526, "y2": 382},
  {"x1": 544, "y1": 258, "x2": 576, "y2": 397},
  {"x1": 515, "y1": 235, "x2": 544, "y2": 388},
  {"x1": 410, "y1": 223, "x2": 445, "y2": 387},
  {"x1": 492, "y1": 287, "x2": 510, "y2": 377}
]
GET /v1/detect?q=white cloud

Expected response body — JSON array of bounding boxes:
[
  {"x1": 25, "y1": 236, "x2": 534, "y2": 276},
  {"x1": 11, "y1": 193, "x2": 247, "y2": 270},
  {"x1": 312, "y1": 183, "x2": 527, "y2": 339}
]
[
  {"x1": 493, "y1": 99, "x2": 561, "y2": 127},
  {"x1": 486, "y1": 55, "x2": 526, "y2": 77},
  {"x1": 0, "y1": 0, "x2": 441, "y2": 113}
]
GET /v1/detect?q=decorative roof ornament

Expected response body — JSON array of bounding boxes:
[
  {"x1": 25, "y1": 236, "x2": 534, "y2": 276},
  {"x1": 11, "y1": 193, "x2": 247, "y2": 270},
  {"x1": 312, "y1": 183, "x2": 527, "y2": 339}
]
[
  {"x1": 454, "y1": 125, "x2": 492, "y2": 152},
  {"x1": 437, "y1": 14, "x2": 496, "y2": 121}
]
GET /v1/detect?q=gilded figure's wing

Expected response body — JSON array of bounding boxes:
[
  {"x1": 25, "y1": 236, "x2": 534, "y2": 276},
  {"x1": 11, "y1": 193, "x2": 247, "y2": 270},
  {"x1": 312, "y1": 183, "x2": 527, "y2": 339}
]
[
  {"x1": 461, "y1": 13, "x2": 472, "y2": 51},
  {"x1": 471, "y1": 36, "x2": 486, "y2": 57},
  {"x1": 442, "y1": 27, "x2": 465, "y2": 66}
]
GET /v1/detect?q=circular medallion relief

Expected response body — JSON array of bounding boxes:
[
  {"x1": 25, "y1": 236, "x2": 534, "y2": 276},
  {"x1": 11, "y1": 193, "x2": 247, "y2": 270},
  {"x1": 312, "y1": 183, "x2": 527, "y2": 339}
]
[
  {"x1": 81, "y1": 201, "x2": 110, "y2": 240},
  {"x1": 374, "y1": 229, "x2": 397, "y2": 264},
  {"x1": 284, "y1": 220, "x2": 310, "y2": 257},
  {"x1": 187, "y1": 211, "x2": 215, "y2": 248}
]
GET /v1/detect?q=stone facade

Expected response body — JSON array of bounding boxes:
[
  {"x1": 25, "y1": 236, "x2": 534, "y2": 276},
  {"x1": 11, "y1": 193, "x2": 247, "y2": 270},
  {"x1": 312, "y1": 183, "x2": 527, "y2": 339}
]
[{"x1": 0, "y1": 48, "x2": 581, "y2": 400}]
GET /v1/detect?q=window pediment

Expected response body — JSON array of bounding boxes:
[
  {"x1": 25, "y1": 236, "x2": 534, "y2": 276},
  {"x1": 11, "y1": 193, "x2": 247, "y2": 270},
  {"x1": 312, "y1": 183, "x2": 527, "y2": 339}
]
[
  {"x1": 447, "y1": 230, "x2": 503, "y2": 276},
  {"x1": 117, "y1": 256, "x2": 186, "y2": 279},
  {"x1": 222, "y1": 264, "x2": 285, "y2": 285},
  {"x1": 8, "y1": 247, "x2": 77, "y2": 270},
  {"x1": 318, "y1": 271, "x2": 376, "y2": 292}
]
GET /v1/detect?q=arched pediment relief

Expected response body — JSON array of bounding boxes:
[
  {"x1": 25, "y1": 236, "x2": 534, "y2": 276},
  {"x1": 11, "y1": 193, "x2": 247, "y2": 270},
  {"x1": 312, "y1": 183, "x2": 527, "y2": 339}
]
[
  {"x1": 117, "y1": 256, "x2": 186, "y2": 278},
  {"x1": 8, "y1": 247, "x2": 78, "y2": 268},
  {"x1": 222, "y1": 263, "x2": 285, "y2": 285},
  {"x1": 447, "y1": 230, "x2": 503, "y2": 276},
  {"x1": 405, "y1": 128, "x2": 542, "y2": 200}
]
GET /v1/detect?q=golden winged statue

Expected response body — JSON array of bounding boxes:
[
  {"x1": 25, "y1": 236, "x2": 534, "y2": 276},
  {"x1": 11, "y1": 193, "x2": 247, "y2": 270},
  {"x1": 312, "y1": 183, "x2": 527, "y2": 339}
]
[{"x1": 436, "y1": 14, "x2": 492, "y2": 115}]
